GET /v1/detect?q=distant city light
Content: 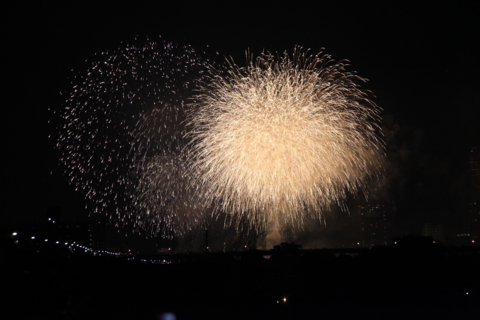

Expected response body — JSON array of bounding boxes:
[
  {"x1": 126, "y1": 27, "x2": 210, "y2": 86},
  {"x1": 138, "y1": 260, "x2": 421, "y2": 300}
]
[
  {"x1": 12, "y1": 232, "x2": 17, "y2": 236},
  {"x1": 31, "y1": 236, "x2": 35, "y2": 239},
  {"x1": 159, "y1": 312, "x2": 176, "y2": 320}
]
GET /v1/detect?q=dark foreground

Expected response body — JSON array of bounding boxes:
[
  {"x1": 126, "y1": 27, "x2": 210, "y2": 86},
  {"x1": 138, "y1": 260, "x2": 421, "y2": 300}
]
[{"x1": 3, "y1": 242, "x2": 479, "y2": 320}]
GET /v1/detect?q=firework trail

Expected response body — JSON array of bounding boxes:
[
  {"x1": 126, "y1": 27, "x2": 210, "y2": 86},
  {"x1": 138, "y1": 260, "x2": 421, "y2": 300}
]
[
  {"x1": 188, "y1": 48, "x2": 384, "y2": 240},
  {"x1": 55, "y1": 37, "x2": 211, "y2": 237}
]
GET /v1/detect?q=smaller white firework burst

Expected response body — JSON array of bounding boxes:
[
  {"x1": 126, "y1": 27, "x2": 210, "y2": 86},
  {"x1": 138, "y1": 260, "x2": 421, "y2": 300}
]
[{"x1": 55, "y1": 37, "x2": 212, "y2": 237}]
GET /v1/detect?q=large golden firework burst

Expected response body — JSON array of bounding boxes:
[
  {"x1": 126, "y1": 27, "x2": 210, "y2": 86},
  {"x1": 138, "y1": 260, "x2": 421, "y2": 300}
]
[{"x1": 188, "y1": 48, "x2": 384, "y2": 233}]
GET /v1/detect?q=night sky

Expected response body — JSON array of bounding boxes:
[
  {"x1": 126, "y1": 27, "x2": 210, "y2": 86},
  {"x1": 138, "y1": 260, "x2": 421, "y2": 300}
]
[{"x1": 3, "y1": 2, "x2": 480, "y2": 250}]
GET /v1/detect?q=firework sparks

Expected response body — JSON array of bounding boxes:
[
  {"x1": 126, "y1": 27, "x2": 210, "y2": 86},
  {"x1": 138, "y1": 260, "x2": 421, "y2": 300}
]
[
  {"x1": 56, "y1": 40, "x2": 383, "y2": 243},
  {"x1": 132, "y1": 151, "x2": 206, "y2": 236},
  {"x1": 55, "y1": 37, "x2": 211, "y2": 237},
  {"x1": 188, "y1": 48, "x2": 384, "y2": 235}
]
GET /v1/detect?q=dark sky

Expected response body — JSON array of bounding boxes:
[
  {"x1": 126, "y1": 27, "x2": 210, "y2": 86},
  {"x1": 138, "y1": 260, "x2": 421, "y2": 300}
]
[{"x1": 3, "y1": 2, "x2": 480, "y2": 248}]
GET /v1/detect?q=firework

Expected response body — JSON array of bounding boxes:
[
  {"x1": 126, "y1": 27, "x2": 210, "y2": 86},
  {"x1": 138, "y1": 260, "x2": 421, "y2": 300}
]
[
  {"x1": 188, "y1": 48, "x2": 384, "y2": 235},
  {"x1": 55, "y1": 37, "x2": 211, "y2": 237},
  {"x1": 132, "y1": 151, "x2": 206, "y2": 236},
  {"x1": 56, "y1": 39, "x2": 383, "y2": 244}
]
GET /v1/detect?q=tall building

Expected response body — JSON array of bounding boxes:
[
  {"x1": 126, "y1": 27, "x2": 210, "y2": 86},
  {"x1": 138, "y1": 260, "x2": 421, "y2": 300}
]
[
  {"x1": 468, "y1": 147, "x2": 480, "y2": 242},
  {"x1": 358, "y1": 204, "x2": 387, "y2": 247},
  {"x1": 450, "y1": 147, "x2": 480, "y2": 245},
  {"x1": 421, "y1": 223, "x2": 445, "y2": 243},
  {"x1": 469, "y1": 147, "x2": 480, "y2": 200}
]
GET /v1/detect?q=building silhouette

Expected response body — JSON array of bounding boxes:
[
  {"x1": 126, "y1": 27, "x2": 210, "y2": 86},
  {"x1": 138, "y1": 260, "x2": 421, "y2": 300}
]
[
  {"x1": 467, "y1": 147, "x2": 480, "y2": 243},
  {"x1": 449, "y1": 147, "x2": 480, "y2": 245},
  {"x1": 421, "y1": 223, "x2": 445, "y2": 243},
  {"x1": 358, "y1": 203, "x2": 387, "y2": 247}
]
